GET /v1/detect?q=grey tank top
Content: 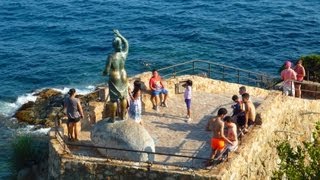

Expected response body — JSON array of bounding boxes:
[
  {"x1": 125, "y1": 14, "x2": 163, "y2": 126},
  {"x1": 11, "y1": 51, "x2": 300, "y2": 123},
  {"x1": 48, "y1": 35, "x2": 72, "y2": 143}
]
[{"x1": 65, "y1": 97, "x2": 80, "y2": 119}]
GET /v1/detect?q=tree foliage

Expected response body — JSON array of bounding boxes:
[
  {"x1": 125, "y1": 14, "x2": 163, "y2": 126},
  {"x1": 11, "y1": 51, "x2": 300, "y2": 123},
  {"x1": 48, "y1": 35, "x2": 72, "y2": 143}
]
[
  {"x1": 300, "y1": 54, "x2": 320, "y2": 82},
  {"x1": 272, "y1": 121, "x2": 320, "y2": 179}
]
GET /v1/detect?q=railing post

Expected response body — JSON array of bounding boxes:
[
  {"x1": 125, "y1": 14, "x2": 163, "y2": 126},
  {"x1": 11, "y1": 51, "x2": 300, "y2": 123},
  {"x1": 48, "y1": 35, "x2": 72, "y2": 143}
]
[
  {"x1": 173, "y1": 67, "x2": 176, "y2": 78},
  {"x1": 237, "y1": 70, "x2": 240, "y2": 84},
  {"x1": 307, "y1": 71, "x2": 310, "y2": 81},
  {"x1": 208, "y1": 64, "x2": 211, "y2": 78}
]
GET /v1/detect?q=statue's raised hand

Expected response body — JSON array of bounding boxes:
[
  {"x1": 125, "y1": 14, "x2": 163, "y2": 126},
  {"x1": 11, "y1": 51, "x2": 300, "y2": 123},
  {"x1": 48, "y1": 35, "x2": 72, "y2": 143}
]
[{"x1": 113, "y1": 29, "x2": 120, "y2": 37}]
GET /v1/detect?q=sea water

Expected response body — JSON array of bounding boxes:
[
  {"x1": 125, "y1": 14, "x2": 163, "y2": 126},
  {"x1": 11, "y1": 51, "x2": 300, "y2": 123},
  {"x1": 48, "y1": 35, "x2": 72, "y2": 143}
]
[{"x1": 0, "y1": 0, "x2": 319, "y2": 177}]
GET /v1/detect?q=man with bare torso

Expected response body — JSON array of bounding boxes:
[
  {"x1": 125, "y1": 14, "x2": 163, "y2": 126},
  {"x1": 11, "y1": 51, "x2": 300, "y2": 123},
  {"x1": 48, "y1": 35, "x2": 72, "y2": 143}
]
[
  {"x1": 241, "y1": 93, "x2": 256, "y2": 132},
  {"x1": 206, "y1": 108, "x2": 233, "y2": 165}
]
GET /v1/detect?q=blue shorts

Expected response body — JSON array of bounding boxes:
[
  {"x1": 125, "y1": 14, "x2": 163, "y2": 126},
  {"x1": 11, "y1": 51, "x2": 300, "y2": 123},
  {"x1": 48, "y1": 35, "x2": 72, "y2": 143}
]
[
  {"x1": 185, "y1": 99, "x2": 191, "y2": 109},
  {"x1": 152, "y1": 88, "x2": 168, "y2": 96}
]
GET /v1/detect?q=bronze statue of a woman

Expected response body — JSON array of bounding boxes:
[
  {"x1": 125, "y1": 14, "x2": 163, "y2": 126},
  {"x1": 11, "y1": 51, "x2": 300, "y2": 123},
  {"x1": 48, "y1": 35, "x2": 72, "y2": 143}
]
[{"x1": 103, "y1": 29, "x2": 129, "y2": 122}]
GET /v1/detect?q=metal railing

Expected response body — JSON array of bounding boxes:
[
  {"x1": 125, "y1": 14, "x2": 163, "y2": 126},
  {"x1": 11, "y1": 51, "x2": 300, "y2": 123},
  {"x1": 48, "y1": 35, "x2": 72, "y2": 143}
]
[
  {"x1": 54, "y1": 112, "x2": 214, "y2": 170},
  {"x1": 157, "y1": 60, "x2": 280, "y2": 89}
]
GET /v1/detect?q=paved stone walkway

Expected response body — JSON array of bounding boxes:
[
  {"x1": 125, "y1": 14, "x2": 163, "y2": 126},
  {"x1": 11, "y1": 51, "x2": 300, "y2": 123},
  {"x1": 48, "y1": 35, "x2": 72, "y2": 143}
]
[{"x1": 72, "y1": 92, "x2": 263, "y2": 168}]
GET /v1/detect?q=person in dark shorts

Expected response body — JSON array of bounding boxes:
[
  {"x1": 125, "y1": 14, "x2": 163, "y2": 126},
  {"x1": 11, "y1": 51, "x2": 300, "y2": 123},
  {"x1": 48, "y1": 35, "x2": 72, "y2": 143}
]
[
  {"x1": 183, "y1": 80, "x2": 193, "y2": 122},
  {"x1": 238, "y1": 93, "x2": 256, "y2": 133},
  {"x1": 231, "y1": 94, "x2": 245, "y2": 123},
  {"x1": 149, "y1": 69, "x2": 169, "y2": 111},
  {"x1": 64, "y1": 88, "x2": 84, "y2": 141}
]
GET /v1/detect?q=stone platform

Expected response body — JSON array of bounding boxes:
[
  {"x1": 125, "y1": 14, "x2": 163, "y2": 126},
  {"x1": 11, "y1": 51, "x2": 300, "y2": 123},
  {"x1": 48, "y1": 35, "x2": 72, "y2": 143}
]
[
  {"x1": 48, "y1": 75, "x2": 320, "y2": 179},
  {"x1": 67, "y1": 91, "x2": 263, "y2": 168}
]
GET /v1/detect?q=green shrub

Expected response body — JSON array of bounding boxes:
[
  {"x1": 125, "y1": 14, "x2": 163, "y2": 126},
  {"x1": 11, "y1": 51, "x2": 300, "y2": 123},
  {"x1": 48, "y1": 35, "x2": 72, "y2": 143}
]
[
  {"x1": 9, "y1": 135, "x2": 48, "y2": 175},
  {"x1": 272, "y1": 121, "x2": 320, "y2": 179},
  {"x1": 300, "y1": 54, "x2": 320, "y2": 82}
]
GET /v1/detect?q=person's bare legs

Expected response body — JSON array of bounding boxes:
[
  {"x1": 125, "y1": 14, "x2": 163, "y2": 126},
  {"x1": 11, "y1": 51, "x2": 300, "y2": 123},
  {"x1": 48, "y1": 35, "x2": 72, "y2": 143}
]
[
  {"x1": 206, "y1": 148, "x2": 218, "y2": 166},
  {"x1": 155, "y1": 95, "x2": 160, "y2": 110},
  {"x1": 68, "y1": 122, "x2": 74, "y2": 140},
  {"x1": 151, "y1": 95, "x2": 156, "y2": 108},
  {"x1": 67, "y1": 122, "x2": 71, "y2": 139},
  {"x1": 74, "y1": 122, "x2": 78, "y2": 141},
  {"x1": 163, "y1": 93, "x2": 168, "y2": 106}
]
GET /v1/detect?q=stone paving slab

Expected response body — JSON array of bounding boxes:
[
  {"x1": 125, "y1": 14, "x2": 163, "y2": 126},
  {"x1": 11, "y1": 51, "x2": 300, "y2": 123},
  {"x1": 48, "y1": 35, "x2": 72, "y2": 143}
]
[{"x1": 72, "y1": 91, "x2": 263, "y2": 168}]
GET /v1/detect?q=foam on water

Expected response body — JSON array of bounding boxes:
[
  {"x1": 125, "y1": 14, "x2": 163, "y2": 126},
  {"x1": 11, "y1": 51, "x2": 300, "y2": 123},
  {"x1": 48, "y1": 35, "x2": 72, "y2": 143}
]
[
  {"x1": 0, "y1": 92, "x2": 37, "y2": 117},
  {"x1": 0, "y1": 85, "x2": 95, "y2": 117}
]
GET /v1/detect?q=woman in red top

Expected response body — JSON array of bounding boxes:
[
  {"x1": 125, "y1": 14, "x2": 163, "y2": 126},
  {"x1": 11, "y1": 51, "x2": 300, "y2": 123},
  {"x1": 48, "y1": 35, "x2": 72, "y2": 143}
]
[{"x1": 294, "y1": 59, "x2": 306, "y2": 98}]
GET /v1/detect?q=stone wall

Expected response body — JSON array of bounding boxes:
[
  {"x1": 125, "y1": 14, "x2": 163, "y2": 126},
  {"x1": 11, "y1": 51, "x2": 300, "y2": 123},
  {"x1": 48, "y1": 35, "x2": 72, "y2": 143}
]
[
  {"x1": 217, "y1": 92, "x2": 320, "y2": 179},
  {"x1": 48, "y1": 73, "x2": 320, "y2": 179}
]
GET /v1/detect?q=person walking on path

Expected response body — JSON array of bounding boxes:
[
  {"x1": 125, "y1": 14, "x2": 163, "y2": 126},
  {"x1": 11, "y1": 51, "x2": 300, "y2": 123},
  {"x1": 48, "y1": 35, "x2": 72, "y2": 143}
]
[
  {"x1": 281, "y1": 61, "x2": 297, "y2": 96},
  {"x1": 183, "y1": 80, "x2": 193, "y2": 123},
  {"x1": 129, "y1": 80, "x2": 143, "y2": 125},
  {"x1": 293, "y1": 59, "x2": 306, "y2": 98},
  {"x1": 149, "y1": 69, "x2": 168, "y2": 111},
  {"x1": 64, "y1": 88, "x2": 84, "y2": 141}
]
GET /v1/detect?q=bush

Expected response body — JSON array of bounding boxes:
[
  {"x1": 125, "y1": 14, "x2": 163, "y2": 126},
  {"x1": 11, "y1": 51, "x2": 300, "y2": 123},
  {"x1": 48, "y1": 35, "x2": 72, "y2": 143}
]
[
  {"x1": 272, "y1": 121, "x2": 320, "y2": 179},
  {"x1": 9, "y1": 135, "x2": 48, "y2": 175},
  {"x1": 300, "y1": 54, "x2": 320, "y2": 82}
]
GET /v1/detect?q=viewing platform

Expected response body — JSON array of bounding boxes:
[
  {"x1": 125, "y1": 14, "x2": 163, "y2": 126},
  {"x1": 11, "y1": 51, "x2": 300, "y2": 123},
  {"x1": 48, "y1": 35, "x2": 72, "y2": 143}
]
[{"x1": 47, "y1": 61, "x2": 320, "y2": 179}]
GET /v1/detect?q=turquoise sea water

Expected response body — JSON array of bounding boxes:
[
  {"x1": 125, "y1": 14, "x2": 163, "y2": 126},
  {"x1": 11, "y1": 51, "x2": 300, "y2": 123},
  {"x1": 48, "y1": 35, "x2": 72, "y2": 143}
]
[{"x1": 0, "y1": 0, "x2": 319, "y2": 177}]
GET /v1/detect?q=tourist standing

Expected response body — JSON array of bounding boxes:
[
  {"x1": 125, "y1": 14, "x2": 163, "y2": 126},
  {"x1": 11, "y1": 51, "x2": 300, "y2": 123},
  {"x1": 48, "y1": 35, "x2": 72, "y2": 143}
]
[
  {"x1": 205, "y1": 108, "x2": 233, "y2": 166},
  {"x1": 149, "y1": 69, "x2": 168, "y2": 111},
  {"x1": 64, "y1": 88, "x2": 84, "y2": 141},
  {"x1": 129, "y1": 80, "x2": 142, "y2": 125},
  {"x1": 293, "y1": 59, "x2": 306, "y2": 98},
  {"x1": 280, "y1": 61, "x2": 297, "y2": 96},
  {"x1": 183, "y1": 80, "x2": 193, "y2": 123}
]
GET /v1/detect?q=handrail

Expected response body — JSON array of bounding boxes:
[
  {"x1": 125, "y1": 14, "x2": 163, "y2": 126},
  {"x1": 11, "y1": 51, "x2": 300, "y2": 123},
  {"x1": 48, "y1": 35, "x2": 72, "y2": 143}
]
[
  {"x1": 158, "y1": 60, "x2": 278, "y2": 79},
  {"x1": 54, "y1": 115, "x2": 212, "y2": 169},
  {"x1": 157, "y1": 59, "x2": 280, "y2": 89}
]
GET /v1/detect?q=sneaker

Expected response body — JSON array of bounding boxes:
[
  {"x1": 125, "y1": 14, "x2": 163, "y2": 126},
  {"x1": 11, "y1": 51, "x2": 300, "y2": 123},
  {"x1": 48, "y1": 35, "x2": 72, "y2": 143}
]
[
  {"x1": 153, "y1": 106, "x2": 159, "y2": 112},
  {"x1": 187, "y1": 118, "x2": 192, "y2": 123},
  {"x1": 161, "y1": 102, "x2": 168, "y2": 107}
]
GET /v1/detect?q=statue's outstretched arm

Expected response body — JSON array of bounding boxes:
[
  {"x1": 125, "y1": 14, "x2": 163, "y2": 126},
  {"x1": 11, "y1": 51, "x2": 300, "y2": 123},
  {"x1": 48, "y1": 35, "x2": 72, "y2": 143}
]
[{"x1": 113, "y1": 29, "x2": 129, "y2": 56}]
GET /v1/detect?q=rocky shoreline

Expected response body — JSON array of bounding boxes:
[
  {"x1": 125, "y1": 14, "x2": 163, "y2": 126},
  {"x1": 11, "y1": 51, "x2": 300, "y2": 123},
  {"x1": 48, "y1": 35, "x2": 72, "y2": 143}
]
[{"x1": 13, "y1": 88, "x2": 100, "y2": 128}]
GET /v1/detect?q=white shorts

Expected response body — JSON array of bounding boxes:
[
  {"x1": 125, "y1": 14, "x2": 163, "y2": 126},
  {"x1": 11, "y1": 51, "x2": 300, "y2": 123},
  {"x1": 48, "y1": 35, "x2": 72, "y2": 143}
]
[{"x1": 283, "y1": 84, "x2": 295, "y2": 96}]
